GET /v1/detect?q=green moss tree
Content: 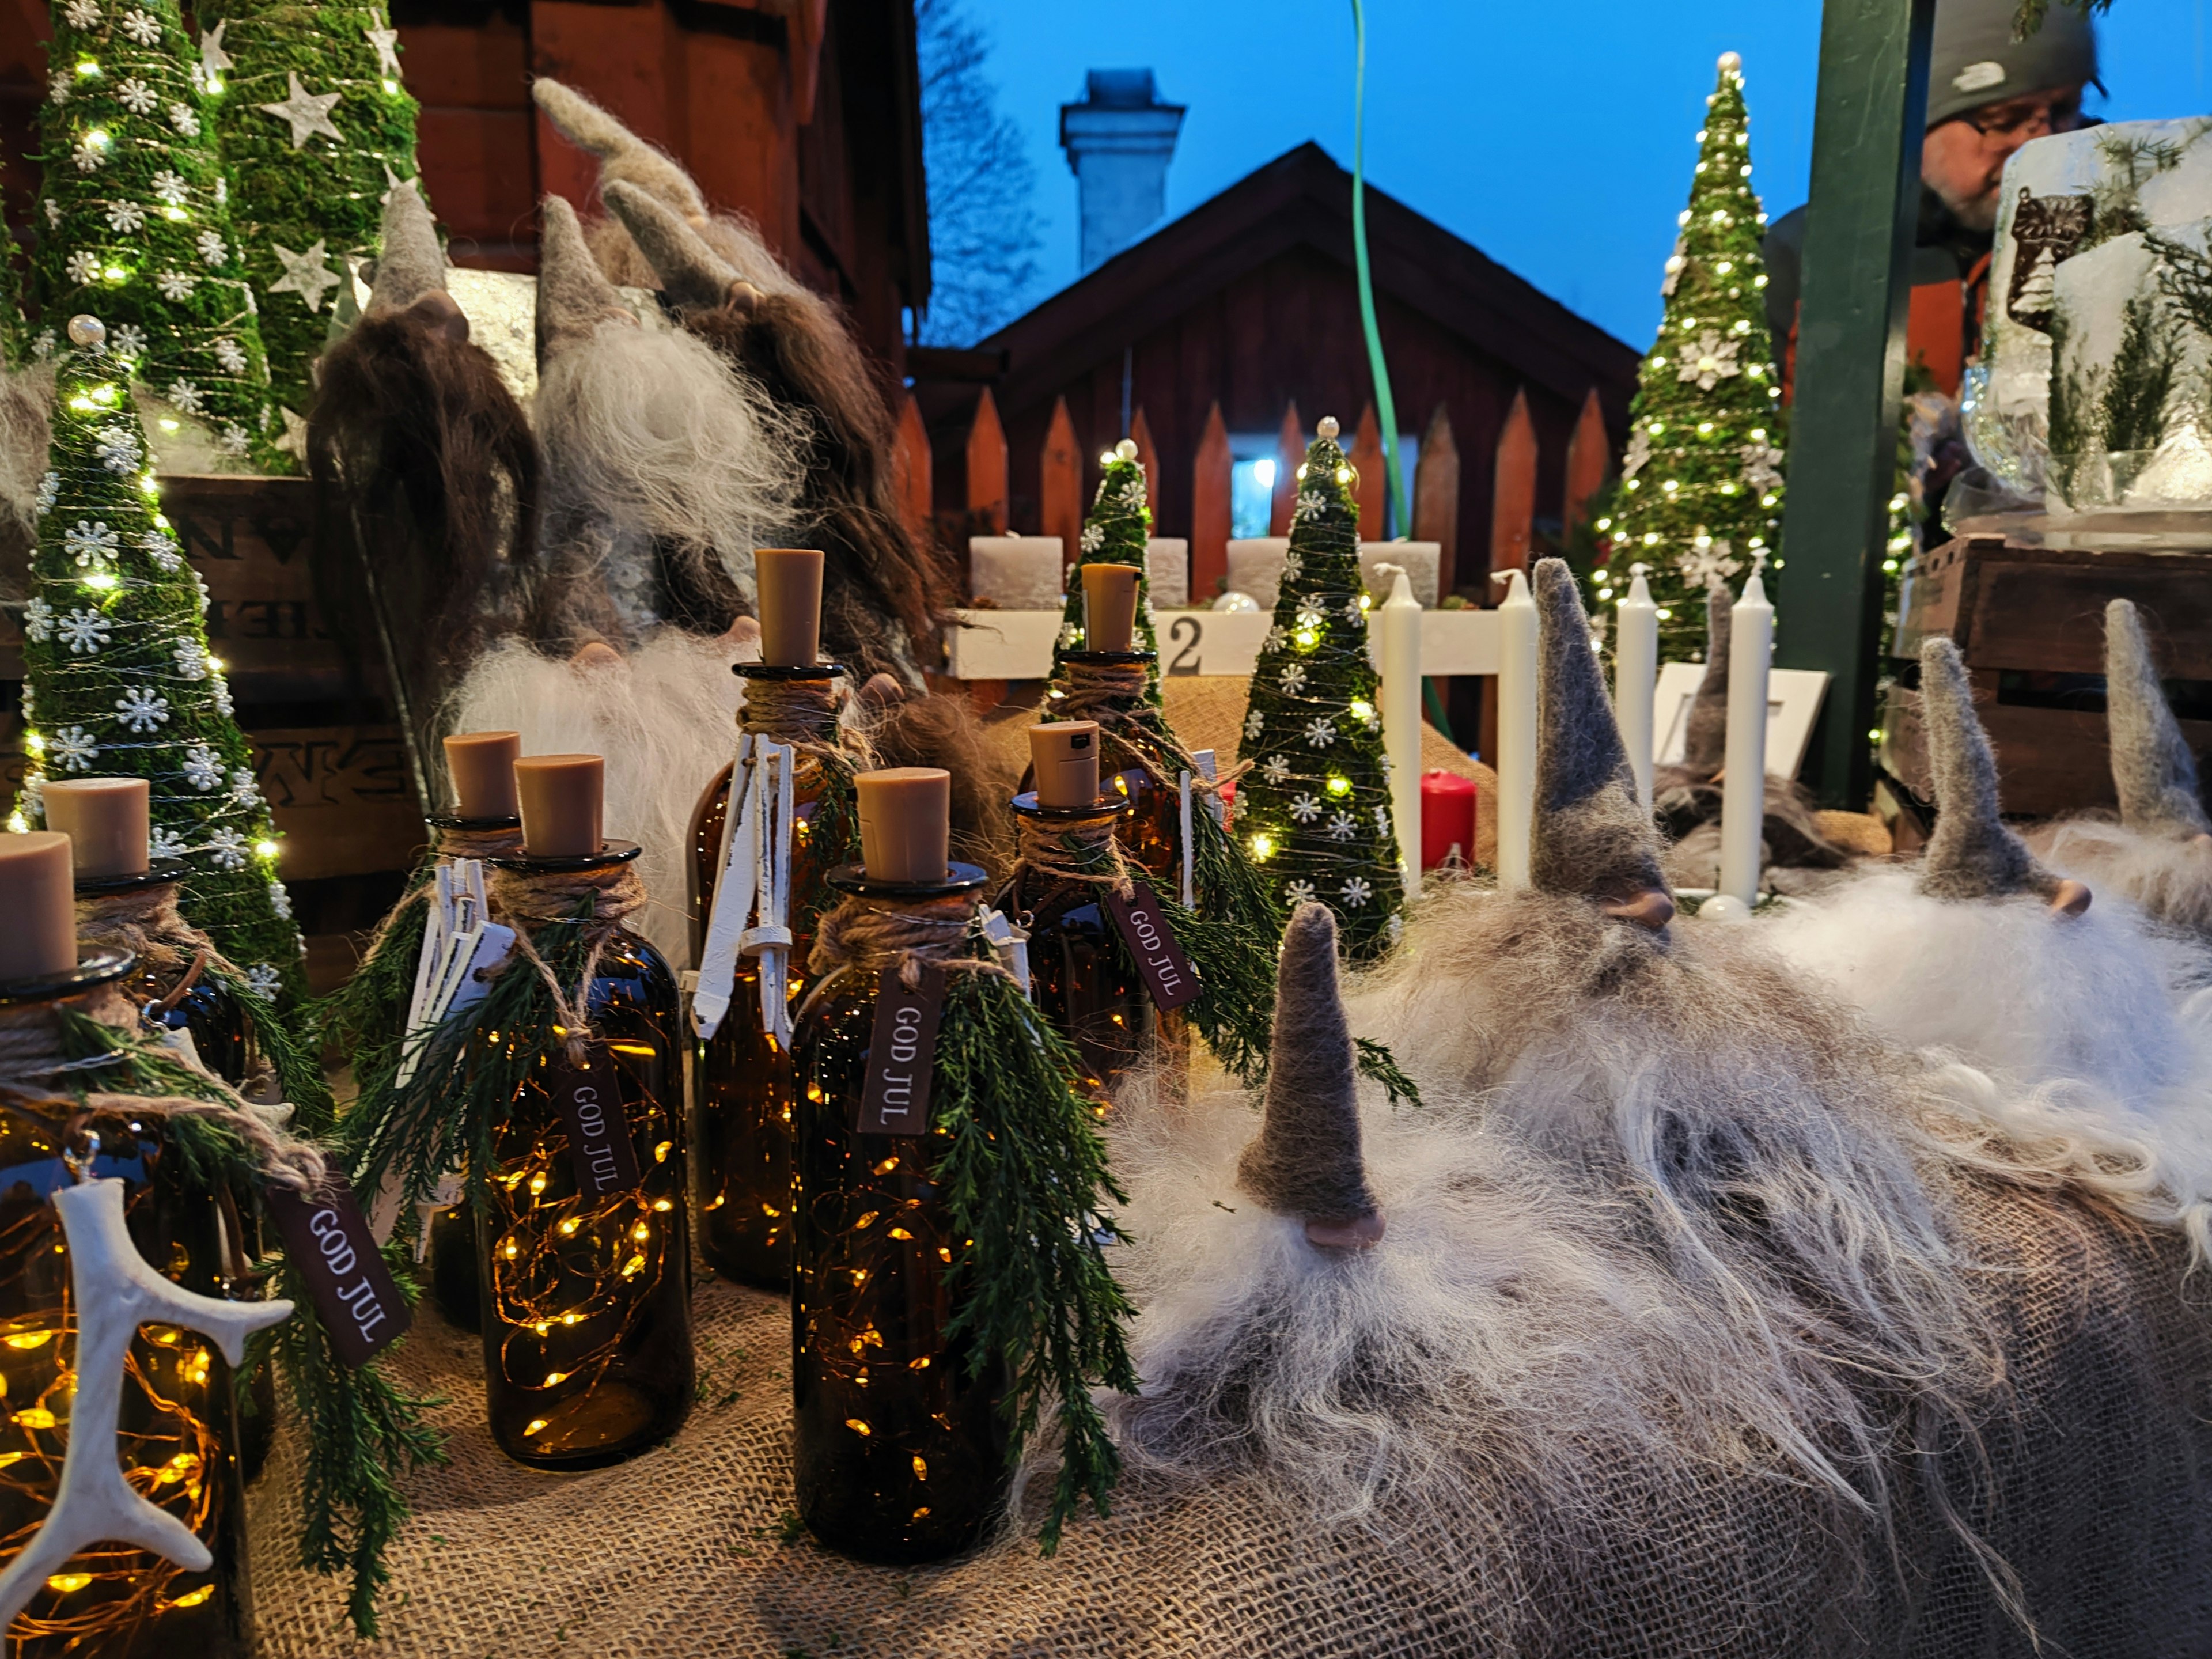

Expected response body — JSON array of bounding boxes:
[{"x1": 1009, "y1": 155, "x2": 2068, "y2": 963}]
[
  {"x1": 1233, "y1": 417, "x2": 1402, "y2": 960},
  {"x1": 1591, "y1": 51, "x2": 1785, "y2": 660},
  {"x1": 197, "y1": 0, "x2": 423, "y2": 446},
  {"x1": 1052, "y1": 437, "x2": 1161, "y2": 687},
  {"x1": 13, "y1": 316, "x2": 305, "y2": 1004},
  {"x1": 34, "y1": 0, "x2": 281, "y2": 468}
]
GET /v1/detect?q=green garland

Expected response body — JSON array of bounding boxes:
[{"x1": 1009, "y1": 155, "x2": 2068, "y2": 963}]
[
  {"x1": 1586, "y1": 53, "x2": 1785, "y2": 661},
  {"x1": 196, "y1": 0, "x2": 423, "y2": 433},
  {"x1": 14, "y1": 335, "x2": 309, "y2": 1013},
  {"x1": 925, "y1": 948, "x2": 1137, "y2": 1554},
  {"x1": 313, "y1": 847, "x2": 433, "y2": 1080},
  {"x1": 50, "y1": 1007, "x2": 443, "y2": 1639},
  {"x1": 1051, "y1": 444, "x2": 1161, "y2": 697},
  {"x1": 1232, "y1": 421, "x2": 1405, "y2": 961},
  {"x1": 33, "y1": 0, "x2": 283, "y2": 469}
]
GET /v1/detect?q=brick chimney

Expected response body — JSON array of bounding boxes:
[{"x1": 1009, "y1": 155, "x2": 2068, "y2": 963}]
[{"x1": 1059, "y1": 70, "x2": 1187, "y2": 274}]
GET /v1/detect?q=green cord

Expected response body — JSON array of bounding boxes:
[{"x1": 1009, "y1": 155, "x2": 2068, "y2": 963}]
[{"x1": 1349, "y1": 0, "x2": 1408, "y2": 537}]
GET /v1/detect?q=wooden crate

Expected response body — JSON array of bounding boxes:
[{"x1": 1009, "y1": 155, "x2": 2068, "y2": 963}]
[{"x1": 1884, "y1": 531, "x2": 2212, "y2": 818}]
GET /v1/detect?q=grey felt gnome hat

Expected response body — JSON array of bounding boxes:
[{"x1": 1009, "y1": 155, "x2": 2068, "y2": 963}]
[
  {"x1": 368, "y1": 181, "x2": 448, "y2": 315},
  {"x1": 1237, "y1": 903, "x2": 1383, "y2": 1250},
  {"x1": 532, "y1": 79, "x2": 709, "y2": 221},
  {"x1": 1529, "y1": 559, "x2": 1672, "y2": 918},
  {"x1": 2104, "y1": 599, "x2": 2211, "y2": 840},
  {"x1": 603, "y1": 180, "x2": 747, "y2": 316},
  {"x1": 536, "y1": 195, "x2": 634, "y2": 369},
  {"x1": 1918, "y1": 637, "x2": 2083, "y2": 910},
  {"x1": 1683, "y1": 584, "x2": 1733, "y2": 776}
]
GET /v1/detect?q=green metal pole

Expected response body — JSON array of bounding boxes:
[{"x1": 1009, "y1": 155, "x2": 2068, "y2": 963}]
[{"x1": 1774, "y1": 0, "x2": 1936, "y2": 806}]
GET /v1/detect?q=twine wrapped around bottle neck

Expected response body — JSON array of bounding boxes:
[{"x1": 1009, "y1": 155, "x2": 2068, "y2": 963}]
[
  {"x1": 488, "y1": 859, "x2": 649, "y2": 1062},
  {"x1": 741, "y1": 676, "x2": 874, "y2": 771},
  {"x1": 437, "y1": 822, "x2": 525, "y2": 861},
  {"x1": 0, "y1": 982, "x2": 326, "y2": 1194},
  {"x1": 76, "y1": 881, "x2": 214, "y2": 982},
  {"x1": 1051, "y1": 658, "x2": 1251, "y2": 800},
  {"x1": 809, "y1": 892, "x2": 1014, "y2": 993},
  {"x1": 1009, "y1": 809, "x2": 1135, "y2": 917}
]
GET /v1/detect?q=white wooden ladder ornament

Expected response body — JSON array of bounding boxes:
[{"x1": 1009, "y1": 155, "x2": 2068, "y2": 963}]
[
  {"x1": 693, "y1": 734, "x2": 797, "y2": 1044},
  {"x1": 0, "y1": 1144, "x2": 294, "y2": 1635}
]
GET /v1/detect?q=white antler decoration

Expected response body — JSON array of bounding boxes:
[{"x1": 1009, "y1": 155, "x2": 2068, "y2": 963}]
[{"x1": 0, "y1": 1157, "x2": 293, "y2": 1635}]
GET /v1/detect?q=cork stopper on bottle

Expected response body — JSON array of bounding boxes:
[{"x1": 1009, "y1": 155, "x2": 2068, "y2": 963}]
[
  {"x1": 444, "y1": 730, "x2": 522, "y2": 818},
  {"x1": 1028, "y1": 722, "x2": 1101, "y2": 810},
  {"x1": 43, "y1": 777, "x2": 149, "y2": 880},
  {"x1": 514, "y1": 754, "x2": 604, "y2": 858},
  {"x1": 0, "y1": 833, "x2": 79, "y2": 981},
  {"x1": 756, "y1": 547, "x2": 825, "y2": 668},
  {"x1": 856, "y1": 767, "x2": 950, "y2": 884},
  {"x1": 1082, "y1": 562, "x2": 1141, "y2": 653}
]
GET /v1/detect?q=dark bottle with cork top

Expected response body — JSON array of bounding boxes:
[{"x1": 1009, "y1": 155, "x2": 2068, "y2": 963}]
[
  {"x1": 0, "y1": 833, "x2": 252, "y2": 1656},
  {"x1": 419, "y1": 732, "x2": 528, "y2": 1335},
  {"x1": 691, "y1": 548, "x2": 855, "y2": 1291},
  {"x1": 789, "y1": 767, "x2": 1010, "y2": 1563},
  {"x1": 1001, "y1": 722, "x2": 1155, "y2": 1099},
  {"x1": 477, "y1": 753, "x2": 693, "y2": 1469},
  {"x1": 1046, "y1": 563, "x2": 1183, "y2": 887},
  {"x1": 44, "y1": 776, "x2": 247, "y2": 1084}
]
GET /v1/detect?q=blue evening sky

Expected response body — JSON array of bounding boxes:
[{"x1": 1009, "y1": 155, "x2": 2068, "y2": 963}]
[{"x1": 974, "y1": 0, "x2": 2206, "y2": 350}]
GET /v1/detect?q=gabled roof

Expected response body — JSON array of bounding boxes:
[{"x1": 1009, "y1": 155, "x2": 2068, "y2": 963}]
[{"x1": 978, "y1": 142, "x2": 1637, "y2": 414}]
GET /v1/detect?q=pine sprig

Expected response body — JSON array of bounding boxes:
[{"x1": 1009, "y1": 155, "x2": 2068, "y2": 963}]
[
  {"x1": 929, "y1": 963, "x2": 1138, "y2": 1554},
  {"x1": 1052, "y1": 444, "x2": 1161, "y2": 691},
  {"x1": 313, "y1": 850, "x2": 434, "y2": 1071},
  {"x1": 1592, "y1": 54, "x2": 1785, "y2": 660}
]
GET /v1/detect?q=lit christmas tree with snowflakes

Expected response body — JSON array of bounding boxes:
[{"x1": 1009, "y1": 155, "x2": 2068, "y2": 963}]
[
  {"x1": 198, "y1": 0, "x2": 423, "y2": 450},
  {"x1": 1052, "y1": 437, "x2": 1161, "y2": 688},
  {"x1": 12, "y1": 315, "x2": 304, "y2": 1003},
  {"x1": 35, "y1": 0, "x2": 282, "y2": 469},
  {"x1": 1591, "y1": 51, "x2": 1786, "y2": 661},
  {"x1": 1233, "y1": 416, "x2": 1402, "y2": 960}
]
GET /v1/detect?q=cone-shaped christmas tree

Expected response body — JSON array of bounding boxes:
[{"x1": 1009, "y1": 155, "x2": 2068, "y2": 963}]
[
  {"x1": 1052, "y1": 437, "x2": 1160, "y2": 688},
  {"x1": 197, "y1": 0, "x2": 423, "y2": 450},
  {"x1": 35, "y1": 0, "x2": 282, "y2": 468},
  {"x1": 1233, "y1": 416, "x2": 1402, "y2": 960},
  {"x1": 1594, "y1": 51, "x2": 1785, "y2": 661},
  {"x1": 13, "y1": 315, "x2": 305, "y2": 1003}
]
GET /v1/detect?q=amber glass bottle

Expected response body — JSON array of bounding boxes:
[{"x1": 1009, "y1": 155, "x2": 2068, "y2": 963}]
[
  {"x1": 1048, "y1": 650, "x2": 1183, "y2": 887},
  {"x1": 790, "y1": 865, "x2": 1011, "y2": 1564},
  {"x1": 688, "y1": 663, "x2": 847, "y2": 1290},
  {"x1": 0, "y1": 949, "x2": 251, "y2": 1657},
  {"x1": 1001, "y1": 794, "x2": 1153, "y2": 1100},
  {"x1": 476, "y1": 843, "x2": 693, "y2": 1469}
]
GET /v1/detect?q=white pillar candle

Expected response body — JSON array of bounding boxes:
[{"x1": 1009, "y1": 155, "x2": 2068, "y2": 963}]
[
  {"x1": 1376, "y1": 565, "x2": 1423, "y2": 902},
  {"x1": 1615, "y1": 563, "x2": 1658, "y2": 814},
  {"x1": 1494, "y1": 567, "x2": 1537, "y2": 892},
  {"x1": 968, "y1": 535, "x2": 1063, "y2": 611},
  {"x1": 1145, "y1": 538, "x2": 1190, "y2": 609},
  {"x1": 1358, "y1": 541, "x2": 1440, "y2": 608},
  {"x1": 1717, "y1": 566, "x2": 1774, "y2": 908}
]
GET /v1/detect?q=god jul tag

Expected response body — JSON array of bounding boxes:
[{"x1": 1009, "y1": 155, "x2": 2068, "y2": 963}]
[
  {"x1": 264, "y1": 1180, "x2": 412, "y2": 1368},
  {"x1": 855, "y1": 963, "x2": 947, "y2": 1137},
  {"x1": 1102, "y1": 879, "x2": 1200, "y2": 1011},
  {"x1": 547, "y1": 1039, "x2": 643, "y2": 1198}
]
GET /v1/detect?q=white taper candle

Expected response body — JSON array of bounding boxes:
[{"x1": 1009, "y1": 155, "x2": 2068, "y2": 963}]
[
  {"x1": 1717, "y1": 566, "x2": 1774, "y2": 907},
  {"x1": 1494, "y1": 567, "x2": 1538, "y2": 892},
  {"x1": 1376, "y1": 565, "x2": 1423, "y2": 901},
  {"x1": 1615, "y1": 564, "x2": 1658, "y2": 814}
]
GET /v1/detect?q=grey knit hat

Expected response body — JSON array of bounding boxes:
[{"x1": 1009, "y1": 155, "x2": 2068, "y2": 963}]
[
  {"x1": 1927, "y1": 0, "x2": 2101, "y2": 128},
  {"x1": 602, "y1": 180, "x2": 743, "y2": 315},
  {"x1": 368, "y1": 180, "x2": 446, "y2": 313},
  {"x1": 1237, "y1": 903, "x2": 1382, "y2": 1248},
  {"x1": 2104, "y1": 598, "x2": 2211, "y2": 839},
  {"x1": 532, "y1": 79, "x2": 709, "y2": 219},
  {"x1": 1918, "y1": 636, "x2": 2064, "y2": 901},
  {"x1": 536, "y1": 195, "x2": 634, "y2": 368}
]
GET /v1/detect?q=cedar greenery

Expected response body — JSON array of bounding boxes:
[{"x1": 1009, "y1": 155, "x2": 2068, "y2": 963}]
[
  {"x1": 1053, "y1": 442, "x2": 1161, "y2": 685},
  {"x1": 927, "y1": 952, "x2": 1137, "y2": 1554},
  {"x1": 1232, "y1": 421, "x2": 1404, "y2": 961},
  {"x1": 51, "y1": 1007, "x2": 444, "y2": 1640},
  {"x1": 14, "y1": 335, "x2": 309, "y2": 1012},
  {"x1": 1589, "y1": 53, "x2": 1785, "y2": 661},
  {"x1": 196, "y1": 0, "x2": 423, "y2": 432},
  {"x1": 34, "y1": 0, "x2": 282, "y2": 468}
]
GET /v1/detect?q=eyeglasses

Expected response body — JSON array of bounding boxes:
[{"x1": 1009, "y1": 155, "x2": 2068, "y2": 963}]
[{"x1": 1960, "y1": 92, "x2": 2083, "y2": 143}]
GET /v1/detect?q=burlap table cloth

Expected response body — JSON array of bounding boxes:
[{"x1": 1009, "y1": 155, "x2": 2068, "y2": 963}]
[{"x1": 243, "y1": 1169, "x2": 2212, "y2": 1658}]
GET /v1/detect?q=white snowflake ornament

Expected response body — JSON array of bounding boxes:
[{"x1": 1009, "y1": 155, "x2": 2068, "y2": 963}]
[
  {"x1": 112, "y1": 324, "x2": 145, "y2": 358},
  {"x1": 1244, "y1": 708, "x2": 1265, "y2": 741},
  {"x1": 1677, "y1": 330, "x2": 1743, "y2": 391},
  {"x1": 1289, "y1": 792, "x2": 1321, "y2": 823},
  {"x1": 168, "y1": 380, "x2": 203, "y2": 414},
  {"x1": 113, "y1": 687, "x2": 169, "y2": 732},
  {"x1": 117, "y1": 77, "x2": 156, "y2": 113},
  {"x1": 65, "y1": 519, "x2": 119, "y2": 568},
  {"x1": 119, "y1": 9, "x2": 160, "y2": 43},
  {"x1": 155, "y1": 270, "x2": 197, "y2": 301},
  {"x1": 149, "y1": 826, "x2": 187, "y2": 860},
  {"x1": 52, "y1": 725, "x2": 98, "y2": 772},
  {"x1": 1302, "y1": 717, "x2": 1338, "y2": 748},
  {"x1": 1279, "y1": 664, "x2": 1307, "y2": 695},
  {"x1": 213, "y1": 337, "x2": 247, "y2": 375},
  {"x1": 244, "y1": 962, "x2": 283, "y2": 998},
  {"x1": 1260, "y1": 754, "x2": 1291, "y2": 786},
  {"x1": 172, "y1": 639, "x2": 207, "y2": 679},
  {"x1": 103, "y1": 202, "x2": 145, "y2": 234},
  {"x1": 57, "y1": 609, "x2": 110, "y2": 654},
  {"x1": 21, "y1": 598, "x2": 52, "y2": 642},
  {"x1": 1340, "y1": 876, "x2": 1374, "y2": 908},
  {"x1": 207, "y1": 828, "x2": 248, "y2": 869},
  {"x1": 182, "y1": 744, "x2": 223, "y2": 791},
  {"x1": 93, "y1": 425, "x2": 140, "y2": 474}
]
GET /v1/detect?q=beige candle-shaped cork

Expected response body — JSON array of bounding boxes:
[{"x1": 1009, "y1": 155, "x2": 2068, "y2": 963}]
[
  {"x1": 856, "y1": 768, "x2": 949, "y2": 883},
  {"x1": 43, "y1": 777, "x2": 149, "y2": 880},
  {"x1": 1029, "y1": 722, "x2": 1101, "y2": 810},
  {"x1": 1082, "y1": 562, "x2": 1141, "y2": 653},
  {"x1": 757, "y1": 548, "x2": 825, "y2": 668},
  {"x1": 0, "y1": 833, "x2": 79, "y2": 980},
  {"x1": 445, "y1": 731, "x2": 522, "y2": 818},
  {"x1": 515, "y1": 755, "x2": 605, "y2": 858}
]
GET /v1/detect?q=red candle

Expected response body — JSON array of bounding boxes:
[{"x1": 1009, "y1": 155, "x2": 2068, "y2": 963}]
[{"x1": 1421, "y1": 770, "x2": 1478, "y2": 870}]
